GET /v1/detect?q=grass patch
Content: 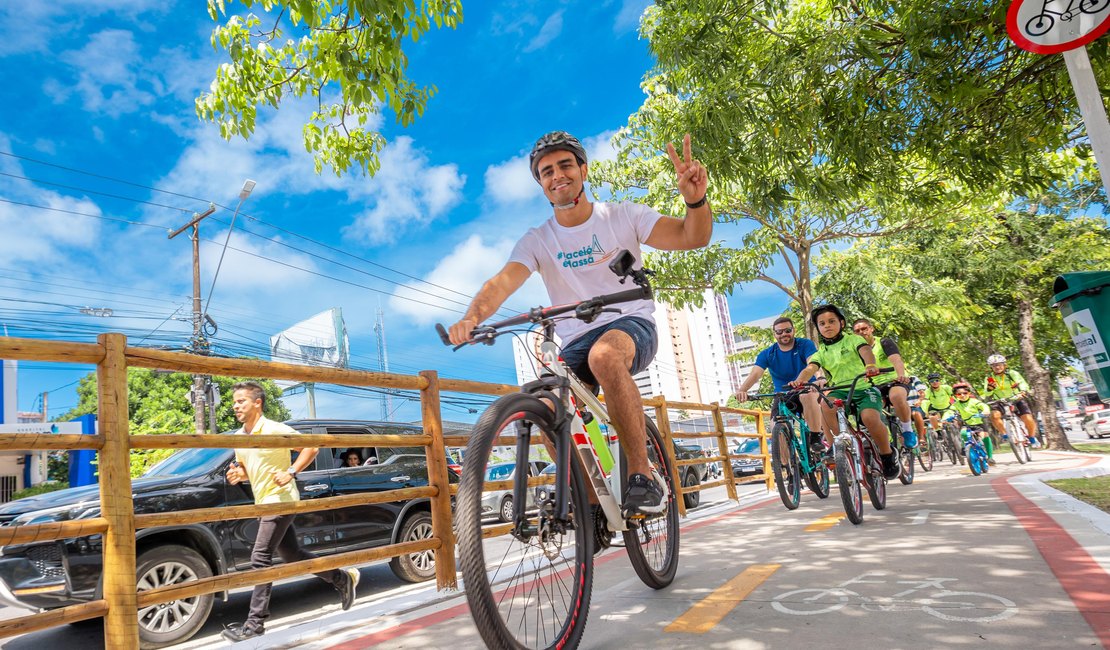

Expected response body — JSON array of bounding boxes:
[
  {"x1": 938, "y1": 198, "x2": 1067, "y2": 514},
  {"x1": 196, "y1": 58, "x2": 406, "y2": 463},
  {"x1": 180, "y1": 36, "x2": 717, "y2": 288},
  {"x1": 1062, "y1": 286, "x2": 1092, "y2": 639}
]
[
  {"x1": 1045, "y1": 476, "x2": 1110, "y2": 515},
  {"x1": 1071, "y1": 442, "x2": 1110, "y2": 454}
]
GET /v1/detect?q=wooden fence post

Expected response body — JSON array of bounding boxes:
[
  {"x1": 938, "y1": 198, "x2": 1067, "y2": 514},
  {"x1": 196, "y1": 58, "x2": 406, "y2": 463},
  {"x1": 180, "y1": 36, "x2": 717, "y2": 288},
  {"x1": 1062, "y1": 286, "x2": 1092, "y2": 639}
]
[
  {"x1": 97, "y1": 333, "x2": 138, "y2": 648},
  {"x1": 711, "y1": 404, "x2": 738, "y2": 502},
  {"x1": 419, "y1": 370, "x2": 457, "y2": 590},
  {"x1": 757, "y1": 412, "x2": 774, "y2": 492},
  {"x1": 653, "y1": 399, "x2": 685, "y2": 517}
]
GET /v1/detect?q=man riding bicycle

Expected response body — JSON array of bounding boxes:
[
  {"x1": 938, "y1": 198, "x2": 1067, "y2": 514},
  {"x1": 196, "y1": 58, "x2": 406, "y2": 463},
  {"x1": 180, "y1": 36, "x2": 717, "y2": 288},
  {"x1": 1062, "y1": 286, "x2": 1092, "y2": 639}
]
[
  {"x1": 735, "y1": 316, "x2": 826, "y2": 455},
  {"x1": 851, "y1": 318, "x2": 917, "y2": 450},
  {"x1": 923, "y1": 372, "x2": 955, "y2": 431},
  {"x1": 447, "y1": 131, "x2": 711, "y2": 514},
  {"x1": 950, "y1": 382, "x2": 995, "y2": 465},
  {"x1": 790, "y1": 305, "x2": 901, "y2": 479},
  {"x1": 982, "y1": 354, "x2": 1038, "y2": 446}
]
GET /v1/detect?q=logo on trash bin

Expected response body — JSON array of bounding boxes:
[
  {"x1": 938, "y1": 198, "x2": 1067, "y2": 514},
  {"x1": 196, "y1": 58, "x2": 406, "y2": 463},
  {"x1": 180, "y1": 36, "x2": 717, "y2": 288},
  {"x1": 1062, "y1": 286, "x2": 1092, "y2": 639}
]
[{"x1": 1065, "y1": 309, "x2": 1109, "y2": 368}]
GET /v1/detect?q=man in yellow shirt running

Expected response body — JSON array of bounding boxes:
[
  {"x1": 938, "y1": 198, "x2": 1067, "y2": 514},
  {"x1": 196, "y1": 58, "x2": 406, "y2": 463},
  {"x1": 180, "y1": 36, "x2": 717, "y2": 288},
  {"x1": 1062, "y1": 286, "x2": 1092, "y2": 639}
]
[{"x1": 222, "y1": 381, "x2": 359, "y2": 642}]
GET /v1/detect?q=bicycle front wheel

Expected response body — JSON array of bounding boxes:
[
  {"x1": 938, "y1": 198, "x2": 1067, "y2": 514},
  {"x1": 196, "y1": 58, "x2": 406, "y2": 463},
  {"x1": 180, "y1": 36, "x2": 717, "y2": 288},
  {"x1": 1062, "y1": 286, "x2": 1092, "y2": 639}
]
[
  {"x1": 804, "y1": 461, "x2": 830, "y2": 499},
  {"x1": 1006, "y1": 419, "x2": 1026, "y2": 465},
  {"x1": 770, "y1": 422, "x2": 801, "y2": 510},
  {"x1": 835, "y1": 442, "x2": 864, "y2": 525},
  {"x1": 622, "y1": 418, "x2": 680, "y2": 589},
  {"x1": 457, "y1": 393, "x2": 594, "y2": 650},
  {"x1": 918, "y1": 438, "x2": 934, "y2": 472}
]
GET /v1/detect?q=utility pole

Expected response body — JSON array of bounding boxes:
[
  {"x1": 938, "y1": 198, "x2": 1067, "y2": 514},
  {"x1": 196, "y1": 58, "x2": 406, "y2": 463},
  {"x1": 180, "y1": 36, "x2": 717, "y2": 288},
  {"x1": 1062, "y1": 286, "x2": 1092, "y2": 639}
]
[
  {"x1": 169, "y1": 205, "x2": 216, "y2": 435},
  {"x1": 40, "y1": 391, "x2": 47, "y2": 423}
]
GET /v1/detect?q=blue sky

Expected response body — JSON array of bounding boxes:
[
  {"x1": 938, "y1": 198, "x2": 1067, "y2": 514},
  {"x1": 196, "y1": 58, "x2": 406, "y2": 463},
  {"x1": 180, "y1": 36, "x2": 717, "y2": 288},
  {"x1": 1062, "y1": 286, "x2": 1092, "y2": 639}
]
[{"x1": 0, "y1": 0, "x2": 789, "y2": 425}]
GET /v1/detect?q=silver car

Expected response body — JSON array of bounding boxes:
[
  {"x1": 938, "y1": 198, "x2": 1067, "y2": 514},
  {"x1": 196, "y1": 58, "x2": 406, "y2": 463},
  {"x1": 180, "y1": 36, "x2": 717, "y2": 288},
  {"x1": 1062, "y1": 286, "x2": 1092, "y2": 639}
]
[
  {"x1": 1082, "y1": 409, "x2": 1110, "y2": 439},
  {"x1": 481, "y1": 460, "x2": 550, "y2": 522}
]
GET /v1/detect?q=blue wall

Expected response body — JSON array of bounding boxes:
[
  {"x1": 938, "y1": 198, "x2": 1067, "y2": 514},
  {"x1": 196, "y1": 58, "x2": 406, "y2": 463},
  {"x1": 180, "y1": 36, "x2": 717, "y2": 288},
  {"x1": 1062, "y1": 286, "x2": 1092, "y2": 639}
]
[{"x1": 69, "y1": 414, "x2": 98, "y2": 487}]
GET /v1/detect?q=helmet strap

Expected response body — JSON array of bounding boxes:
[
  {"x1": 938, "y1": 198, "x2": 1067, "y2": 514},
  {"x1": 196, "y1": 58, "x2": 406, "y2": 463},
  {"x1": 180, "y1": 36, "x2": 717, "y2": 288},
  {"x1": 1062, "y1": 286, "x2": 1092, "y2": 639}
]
[{"x1": 551, "y1": 188, "x2": 585, "y2": 210}]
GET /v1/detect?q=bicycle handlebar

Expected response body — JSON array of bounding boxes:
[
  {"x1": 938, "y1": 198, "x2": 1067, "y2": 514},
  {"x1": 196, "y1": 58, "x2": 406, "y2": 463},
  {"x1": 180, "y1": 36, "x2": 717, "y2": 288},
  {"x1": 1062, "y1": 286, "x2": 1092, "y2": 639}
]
[{"x1": 435, "y1": 281, "x2": 652, "y2": 349}]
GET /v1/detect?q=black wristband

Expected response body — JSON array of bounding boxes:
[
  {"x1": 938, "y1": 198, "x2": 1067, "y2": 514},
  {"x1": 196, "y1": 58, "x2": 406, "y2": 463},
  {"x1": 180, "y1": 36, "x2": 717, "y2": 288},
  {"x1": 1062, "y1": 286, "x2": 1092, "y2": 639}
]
[{"x1": 684, "y1": 195, "x2": 707, "y2": 209}]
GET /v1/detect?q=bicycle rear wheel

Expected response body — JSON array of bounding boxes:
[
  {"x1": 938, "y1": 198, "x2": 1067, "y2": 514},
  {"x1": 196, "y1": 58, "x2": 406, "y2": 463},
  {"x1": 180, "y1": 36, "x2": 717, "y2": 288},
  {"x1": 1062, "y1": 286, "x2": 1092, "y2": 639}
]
[
  {"x1": 944, "y1": 424, "x2": 962, "y2": 465},
  {"x1": 918, "y1": 439, "x2": 934, "y2": 472},
  {"x1": 834, "y1": 442, "x2": 863, "y2": 525},
  {"x1": 926, "y1": 428, "x2": 941, "y2": 468},
  {"x1": 622, "y1": 418, "x2": 680, "y2": 589},
  {"x1": 770, "y1": 422, "x2": 801, "y2": 510},
  {"x1": 457, "y1": 393, "x2": 594, "y2": 650},
  {"x1": 804, "y1": 461, "x2": 830, "y2": 499}
]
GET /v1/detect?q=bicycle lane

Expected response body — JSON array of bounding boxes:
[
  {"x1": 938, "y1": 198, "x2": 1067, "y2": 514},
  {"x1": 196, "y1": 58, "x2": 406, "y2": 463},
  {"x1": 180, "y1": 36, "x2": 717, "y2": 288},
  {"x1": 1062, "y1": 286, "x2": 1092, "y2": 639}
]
[{"x1": 304, "y1": 452, "x2": 1107, "y2": 649}]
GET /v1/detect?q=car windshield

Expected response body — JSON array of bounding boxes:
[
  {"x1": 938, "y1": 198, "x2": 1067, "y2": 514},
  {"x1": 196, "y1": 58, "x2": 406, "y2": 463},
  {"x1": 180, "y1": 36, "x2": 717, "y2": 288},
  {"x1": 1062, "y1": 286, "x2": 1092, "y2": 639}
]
[
  {"x1": 144, "y1": 448, "x2": 229, "y2": 477},
  {"x1": 734, "y1": 439, "x2": 760, "y2": 455},
  {"x1": 486, "y1": 464, "x2": 515, "y2": 481}
]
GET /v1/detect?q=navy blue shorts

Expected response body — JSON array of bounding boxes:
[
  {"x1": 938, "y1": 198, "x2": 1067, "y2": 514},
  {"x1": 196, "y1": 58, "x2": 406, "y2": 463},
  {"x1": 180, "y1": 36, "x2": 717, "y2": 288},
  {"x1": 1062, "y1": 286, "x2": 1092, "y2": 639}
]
[{"x1": 560, "y1": 316, "x2": 658, "y2": 387}]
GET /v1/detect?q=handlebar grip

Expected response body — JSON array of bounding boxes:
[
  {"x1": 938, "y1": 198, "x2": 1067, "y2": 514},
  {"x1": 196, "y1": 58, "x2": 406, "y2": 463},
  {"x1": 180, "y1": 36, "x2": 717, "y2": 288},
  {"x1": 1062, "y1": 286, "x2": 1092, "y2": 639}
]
[
  {"x1": 435, "y1": 323, "x2": 452, "y2": 346},
  {"x1": 599, "y1": 286, "x2": 651, "y2": 306}
]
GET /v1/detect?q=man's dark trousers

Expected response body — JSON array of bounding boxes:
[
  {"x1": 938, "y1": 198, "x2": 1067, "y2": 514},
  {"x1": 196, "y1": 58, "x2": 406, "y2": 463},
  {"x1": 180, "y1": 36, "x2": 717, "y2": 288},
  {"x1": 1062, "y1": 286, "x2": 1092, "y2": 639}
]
[{"x1": 246, "y1": 514, "x2": 342, "y2": 626}]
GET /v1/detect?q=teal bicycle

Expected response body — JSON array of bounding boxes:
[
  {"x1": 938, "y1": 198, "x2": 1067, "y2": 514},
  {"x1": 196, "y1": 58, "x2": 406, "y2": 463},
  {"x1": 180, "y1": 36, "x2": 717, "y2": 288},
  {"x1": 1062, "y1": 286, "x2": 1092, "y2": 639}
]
[{"x1": 752, "y1": 386, "x2": 831, "y2": 510}]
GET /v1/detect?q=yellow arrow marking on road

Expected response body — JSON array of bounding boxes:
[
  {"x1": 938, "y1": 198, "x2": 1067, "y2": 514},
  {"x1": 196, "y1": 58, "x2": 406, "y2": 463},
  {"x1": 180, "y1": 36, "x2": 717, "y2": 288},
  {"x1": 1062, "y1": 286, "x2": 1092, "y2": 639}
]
[
  {"x1": 804, "y1": 513, "x2": 844, "y2": 532},
  {"x1": 665, "y1": 563, "x2": 781, "y2": 634}
]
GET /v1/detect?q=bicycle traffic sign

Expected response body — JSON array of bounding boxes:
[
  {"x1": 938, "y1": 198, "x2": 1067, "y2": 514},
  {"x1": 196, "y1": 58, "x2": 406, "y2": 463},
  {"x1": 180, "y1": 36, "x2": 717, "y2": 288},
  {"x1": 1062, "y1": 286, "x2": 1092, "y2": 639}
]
[{"x1": 1007, "y1": 0, "x2": 1110, "y2": 54}]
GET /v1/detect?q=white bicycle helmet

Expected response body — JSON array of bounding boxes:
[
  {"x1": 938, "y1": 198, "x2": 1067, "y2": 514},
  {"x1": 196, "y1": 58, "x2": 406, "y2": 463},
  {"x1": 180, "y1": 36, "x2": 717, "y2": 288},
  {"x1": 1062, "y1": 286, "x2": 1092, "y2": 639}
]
[{"x1": 986, "y1": 354, "x2": 1006, "y2": 365}]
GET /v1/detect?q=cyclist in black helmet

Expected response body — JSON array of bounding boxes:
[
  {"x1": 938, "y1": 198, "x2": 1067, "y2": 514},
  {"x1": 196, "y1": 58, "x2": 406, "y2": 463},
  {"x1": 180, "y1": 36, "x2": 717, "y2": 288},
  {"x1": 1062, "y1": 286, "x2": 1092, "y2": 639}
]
[
  {"x1": 790, "y1": 304, "x2": 901, "y2": 479},
  {"x1": 447, "y1": 131, "x2": 712, "y2": 513}
]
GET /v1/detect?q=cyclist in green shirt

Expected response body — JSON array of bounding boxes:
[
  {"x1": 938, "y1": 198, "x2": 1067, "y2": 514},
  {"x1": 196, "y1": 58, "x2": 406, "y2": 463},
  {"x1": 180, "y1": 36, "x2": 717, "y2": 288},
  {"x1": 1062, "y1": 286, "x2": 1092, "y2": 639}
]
[
  {"x1": 923, "y1": 372, "x2": 955, "y2": 432},
  {"x1": 982, "y1": 354, "x2": 1038, "y2": 445},
  {"x1": 950, "y1": 382, "x2": 994, "y2": 464},
  {"x1": 851, "y1": 318, "x2": 916, "y2": 449},
  {"x1": 790, "y1": 305, "x2": 900, "y2": 479}
]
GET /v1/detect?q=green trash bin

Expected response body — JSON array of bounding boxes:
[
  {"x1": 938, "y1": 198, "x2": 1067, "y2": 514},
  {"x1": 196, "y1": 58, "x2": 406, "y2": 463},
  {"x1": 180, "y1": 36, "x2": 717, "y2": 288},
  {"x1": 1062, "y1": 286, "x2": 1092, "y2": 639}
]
[{"x1": 1053, "y1": 271, "x2": 1110, "y2": 400}]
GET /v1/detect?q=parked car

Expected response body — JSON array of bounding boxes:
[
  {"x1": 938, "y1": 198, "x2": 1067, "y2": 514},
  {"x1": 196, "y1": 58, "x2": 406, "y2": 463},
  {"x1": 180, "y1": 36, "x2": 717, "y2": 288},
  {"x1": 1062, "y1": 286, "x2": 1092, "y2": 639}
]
[
  {"x1": 730, "y1": 438, "x2": 765, "y2": 478},
  {"x1": 481, "y1": 460, "x2": 549, "y2": 522},
  {"x1": 531, "y1": 442, "x2": 707, "y2": 509},
  {"x1": 0, "y1": 419, "x2": 458, "y2": 649},
  {"x1": 1082, "y1": 409, "x2": 1110, "y2": 439}
]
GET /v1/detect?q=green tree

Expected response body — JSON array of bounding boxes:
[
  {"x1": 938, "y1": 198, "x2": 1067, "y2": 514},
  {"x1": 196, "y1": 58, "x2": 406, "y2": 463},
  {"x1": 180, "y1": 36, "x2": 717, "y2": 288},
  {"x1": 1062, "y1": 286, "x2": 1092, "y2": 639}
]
[
  {"x1": 197, "y1": 0, "x2": 463, "y2": 176},
  {"x1": 61, "y1": 370, "x2": 291, "y2": 476},
  {"x1": 591, "y1": 1, "x2": 1094, "y2": 337}
]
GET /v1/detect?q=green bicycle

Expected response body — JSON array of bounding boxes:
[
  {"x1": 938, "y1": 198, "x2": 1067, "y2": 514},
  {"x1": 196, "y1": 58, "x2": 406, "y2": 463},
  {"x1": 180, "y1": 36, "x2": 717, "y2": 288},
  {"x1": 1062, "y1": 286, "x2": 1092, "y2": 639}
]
[{"x1": 752, "y1": 386, "x2": 831, "y2": 510}]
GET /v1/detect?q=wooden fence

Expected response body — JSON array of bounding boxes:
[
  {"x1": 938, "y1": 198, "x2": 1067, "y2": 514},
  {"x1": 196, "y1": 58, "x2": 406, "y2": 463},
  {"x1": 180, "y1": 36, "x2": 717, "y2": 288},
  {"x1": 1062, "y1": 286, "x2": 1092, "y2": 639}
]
[{"x1": 0, "y1": 334, "x2": 769, "y2": 647}]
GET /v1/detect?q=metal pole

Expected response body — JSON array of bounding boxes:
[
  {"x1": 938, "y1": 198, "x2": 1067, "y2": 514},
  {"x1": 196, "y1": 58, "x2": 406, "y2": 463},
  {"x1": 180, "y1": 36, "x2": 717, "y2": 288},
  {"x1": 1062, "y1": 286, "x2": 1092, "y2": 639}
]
[
  {"x1": 306, "y1": 383, "x2": 317, "y2": 418},
  {"x1": 1064, "y1": 45, "x2": 1110, "y2": 197},
  {"x1": 191, "y1": 225, "x2": 207, "y2": 435}
]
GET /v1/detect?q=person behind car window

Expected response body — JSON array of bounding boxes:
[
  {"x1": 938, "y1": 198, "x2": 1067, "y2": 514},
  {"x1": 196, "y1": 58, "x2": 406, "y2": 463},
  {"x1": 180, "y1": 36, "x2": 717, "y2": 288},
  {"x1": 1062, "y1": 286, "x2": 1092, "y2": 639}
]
[
  {"x1": 221, "y1": 381, "x2": 360, "y2": 642},
  {"x1": 344, "y1": 450, "x2": 363, "y2": 467}
]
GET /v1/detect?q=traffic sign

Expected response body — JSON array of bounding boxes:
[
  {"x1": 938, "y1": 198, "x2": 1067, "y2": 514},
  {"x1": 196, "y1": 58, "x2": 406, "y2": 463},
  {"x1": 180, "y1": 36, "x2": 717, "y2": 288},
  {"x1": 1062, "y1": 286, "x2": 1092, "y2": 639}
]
[{"x1": 1007, "y1": 0, "x2": 1110, "y2": 54}]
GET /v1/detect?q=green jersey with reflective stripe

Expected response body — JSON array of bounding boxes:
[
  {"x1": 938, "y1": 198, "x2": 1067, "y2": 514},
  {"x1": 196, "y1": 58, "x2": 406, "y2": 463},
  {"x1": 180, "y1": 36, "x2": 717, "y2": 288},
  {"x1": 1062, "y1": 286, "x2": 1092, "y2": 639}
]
[
  {"x1": 924, "y1": 384, "x2": 954, "y2": 411},
  {"x1": 808, "y1": 333, "x2": 870, "y2": 386},
  {"x1": 951, "y1": 397, "x2": 990, "y2": 425},
  {"x1": 871, "y1": 337, "x2": 896, "y2": 384}
]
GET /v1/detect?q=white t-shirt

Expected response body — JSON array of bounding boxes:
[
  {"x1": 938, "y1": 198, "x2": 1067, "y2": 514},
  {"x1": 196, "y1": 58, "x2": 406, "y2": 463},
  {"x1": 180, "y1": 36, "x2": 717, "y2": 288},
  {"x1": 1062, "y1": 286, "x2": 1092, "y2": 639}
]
[{"x1": 508, "y1": 201, "x2": 665, "y2": 344}]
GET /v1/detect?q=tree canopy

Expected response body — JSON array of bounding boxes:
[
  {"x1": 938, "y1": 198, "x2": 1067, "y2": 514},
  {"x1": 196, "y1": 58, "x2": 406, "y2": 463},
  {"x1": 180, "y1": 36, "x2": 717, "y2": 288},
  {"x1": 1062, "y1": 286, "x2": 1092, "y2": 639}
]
[{"x1": 197, "y1": 0, "x2": 463, "y2": 176}]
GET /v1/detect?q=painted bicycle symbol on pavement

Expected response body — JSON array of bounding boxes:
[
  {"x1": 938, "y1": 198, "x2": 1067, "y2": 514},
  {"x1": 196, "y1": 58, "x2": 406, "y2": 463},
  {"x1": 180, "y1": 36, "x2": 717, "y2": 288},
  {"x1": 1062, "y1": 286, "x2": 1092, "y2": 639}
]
[{"x1": 772, "y1": 572, "x2": 1018, "y2": 623}]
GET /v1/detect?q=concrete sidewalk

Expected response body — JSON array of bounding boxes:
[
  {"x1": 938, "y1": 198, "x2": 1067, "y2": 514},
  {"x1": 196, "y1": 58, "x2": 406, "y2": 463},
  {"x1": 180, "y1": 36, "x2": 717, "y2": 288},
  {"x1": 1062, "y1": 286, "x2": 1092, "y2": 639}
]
[{"x1": 227, "y1": 450, "x2": 1110, "y2": 649}]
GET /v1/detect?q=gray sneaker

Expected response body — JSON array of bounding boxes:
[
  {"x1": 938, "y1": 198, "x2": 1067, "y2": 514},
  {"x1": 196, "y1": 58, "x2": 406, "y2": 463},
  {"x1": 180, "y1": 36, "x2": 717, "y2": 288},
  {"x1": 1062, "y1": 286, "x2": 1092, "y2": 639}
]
[
  {"x1": 624, "y1": 473, "x2": 664, "y2": 514},
  {"x1": 337, "y1": 567, "x2": 360, "y2": 610}
]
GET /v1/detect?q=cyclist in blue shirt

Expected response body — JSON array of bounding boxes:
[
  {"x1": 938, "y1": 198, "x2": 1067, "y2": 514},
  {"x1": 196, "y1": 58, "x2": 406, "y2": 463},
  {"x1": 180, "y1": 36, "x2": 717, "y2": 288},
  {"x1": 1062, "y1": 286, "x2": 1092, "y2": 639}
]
[{"x1": 735, "y1": 317, "x2": 826, "y2": 453}]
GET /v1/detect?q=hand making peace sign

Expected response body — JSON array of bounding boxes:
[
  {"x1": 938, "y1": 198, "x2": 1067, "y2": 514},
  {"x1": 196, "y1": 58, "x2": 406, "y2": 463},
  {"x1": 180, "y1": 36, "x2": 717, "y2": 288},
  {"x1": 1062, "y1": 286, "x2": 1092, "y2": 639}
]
[{"x1": 666, "y1": 134, "x2": 708, "y2": 206}]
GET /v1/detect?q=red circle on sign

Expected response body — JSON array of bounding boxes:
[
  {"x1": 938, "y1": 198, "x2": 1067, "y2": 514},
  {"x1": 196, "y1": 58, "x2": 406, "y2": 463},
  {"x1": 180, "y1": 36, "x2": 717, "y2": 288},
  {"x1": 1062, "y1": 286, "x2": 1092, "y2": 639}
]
[{"x1": 1007, "y1": 0, "x2": 1110, "y2": 54}]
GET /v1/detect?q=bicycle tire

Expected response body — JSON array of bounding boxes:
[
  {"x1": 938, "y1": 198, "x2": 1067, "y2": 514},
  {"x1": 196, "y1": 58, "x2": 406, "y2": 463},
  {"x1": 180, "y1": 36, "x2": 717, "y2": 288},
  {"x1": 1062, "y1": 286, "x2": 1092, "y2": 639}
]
[
  {"x1": 804, "y1": 462, "x2": 830, "y2": 499},
  {"x1": 457, "y1": 393, "x2": 594, "y2": 650},
  {"x1": 927, "y1": 428, "x2": 942, "y2": 467},
  {"x1": 835, "y1": 443, "x2": 864, "y2": 525},
  {"x1": 1006, "y1": 419, "x2": 1026, "y2": 465},
  {"x1": 918, "y1": 438, "x2": 934, "y2": 472},
  {"x1": 770, "y1": 422, "x2": 801, "y2": 510},
  {"x1": 968, "y1": 445, "x2": 983, "y2": 476},
  {"x1": 944, "y1": 424, "x2": 962, "y2": 465},
  {"x1": 865, "y1": 442, "x2": 888, "y2": 511},
  {"x1": 622, "y1": 418, "x2": 680, "y2": 590}
]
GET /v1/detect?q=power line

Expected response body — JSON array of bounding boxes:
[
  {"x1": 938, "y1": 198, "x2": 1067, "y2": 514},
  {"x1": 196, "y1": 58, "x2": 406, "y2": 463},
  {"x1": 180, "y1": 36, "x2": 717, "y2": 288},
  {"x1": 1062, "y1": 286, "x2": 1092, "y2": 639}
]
[{"x1": 0, "y1": 171, "x2": 193, "y2": 214}]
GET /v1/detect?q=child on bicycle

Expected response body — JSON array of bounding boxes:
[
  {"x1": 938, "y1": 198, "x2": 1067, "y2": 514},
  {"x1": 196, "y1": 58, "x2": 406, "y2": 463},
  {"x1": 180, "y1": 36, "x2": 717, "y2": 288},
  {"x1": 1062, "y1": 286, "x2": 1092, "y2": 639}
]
[
  {"x1": 923, "y1": 372, "x2": 955, "y2": 432},
  {"x1": 790, "y1": 304, "x2": 900, "y2": 479},
  {"x1": 950, "y1": 382, "x2": 995, "y2": 465}
]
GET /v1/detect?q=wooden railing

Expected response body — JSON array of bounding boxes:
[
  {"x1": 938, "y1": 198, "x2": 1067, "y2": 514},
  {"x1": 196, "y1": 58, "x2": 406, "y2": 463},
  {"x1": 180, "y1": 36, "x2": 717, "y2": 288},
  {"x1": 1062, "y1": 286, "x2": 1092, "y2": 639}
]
[{"x1": 0, "y1": 334, "x2": 770, "y2": 647}]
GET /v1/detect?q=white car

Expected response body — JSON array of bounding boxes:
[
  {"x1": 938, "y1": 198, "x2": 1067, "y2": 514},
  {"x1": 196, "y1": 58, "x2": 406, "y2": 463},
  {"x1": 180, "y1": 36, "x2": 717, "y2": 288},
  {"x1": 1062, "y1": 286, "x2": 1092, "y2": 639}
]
[{"x1": 1082, "y1": 409, "x2": 1110, "y2": 439}]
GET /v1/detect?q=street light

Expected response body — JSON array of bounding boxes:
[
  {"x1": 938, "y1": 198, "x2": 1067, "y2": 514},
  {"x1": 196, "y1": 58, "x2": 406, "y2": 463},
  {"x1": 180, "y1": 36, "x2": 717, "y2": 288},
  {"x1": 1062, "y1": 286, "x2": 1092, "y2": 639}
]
[{"x1": 203, "y1": 179, "x2": 256, "y2": 318}]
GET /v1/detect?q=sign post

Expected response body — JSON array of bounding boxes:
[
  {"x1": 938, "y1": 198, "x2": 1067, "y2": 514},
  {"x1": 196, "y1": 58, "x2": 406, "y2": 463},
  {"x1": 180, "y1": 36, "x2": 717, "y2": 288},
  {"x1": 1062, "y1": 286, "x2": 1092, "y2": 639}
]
[{"x1": 1008, "y1": 0, "x2": 1110, "y2": 195}]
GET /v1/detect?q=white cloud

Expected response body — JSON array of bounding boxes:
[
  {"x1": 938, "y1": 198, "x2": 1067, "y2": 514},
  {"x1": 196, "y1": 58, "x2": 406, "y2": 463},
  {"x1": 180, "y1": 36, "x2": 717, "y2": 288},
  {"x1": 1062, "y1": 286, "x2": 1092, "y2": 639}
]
[
  {"x1": 59, "y1": 29, "x2": 157, "y2": 117},
  {"x1": 484, "y1": 153, "x2": 535, "y2": 204},
  {"x1": 0, "y1": 0, "x2": 165, "y2": 57},
  {"x1": 614, "y1": 0, "x2": 651, "y2": 34},
  {"x1": 388, "y1": 234, "x2": 547, "y2": 325},
  {"x1": 524, "y1": 11, "x2": 564, "y2": 52}
]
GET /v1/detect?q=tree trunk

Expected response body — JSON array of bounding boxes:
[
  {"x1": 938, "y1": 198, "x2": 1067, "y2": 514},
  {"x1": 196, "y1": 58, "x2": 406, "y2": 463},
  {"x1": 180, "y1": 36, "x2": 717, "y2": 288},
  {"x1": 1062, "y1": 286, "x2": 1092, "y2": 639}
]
[
  {"x1": 797, "y1": 243, "x2": 817, "y2": 342},
  {"x1": 1017, "y1": 296, "x2": 1075, "y2": 451}
]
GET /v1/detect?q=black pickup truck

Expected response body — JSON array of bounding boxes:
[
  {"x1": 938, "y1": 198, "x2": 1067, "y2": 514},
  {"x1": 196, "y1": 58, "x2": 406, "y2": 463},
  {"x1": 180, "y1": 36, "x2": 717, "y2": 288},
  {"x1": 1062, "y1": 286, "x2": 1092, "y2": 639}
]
[
  {"x1": 0, "y1": 419, "x2": 457, "y2": 649},
  {"x1": 674, "y1": 442, "x2": 709, "y2": 508}
]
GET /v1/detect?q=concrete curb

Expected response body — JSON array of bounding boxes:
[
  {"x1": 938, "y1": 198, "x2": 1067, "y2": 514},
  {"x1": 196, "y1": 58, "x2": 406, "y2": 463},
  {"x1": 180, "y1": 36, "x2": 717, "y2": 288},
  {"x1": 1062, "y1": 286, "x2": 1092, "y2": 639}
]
[{"x1": 1013, "y1": 453, "x2": 1110, "y2": 537}]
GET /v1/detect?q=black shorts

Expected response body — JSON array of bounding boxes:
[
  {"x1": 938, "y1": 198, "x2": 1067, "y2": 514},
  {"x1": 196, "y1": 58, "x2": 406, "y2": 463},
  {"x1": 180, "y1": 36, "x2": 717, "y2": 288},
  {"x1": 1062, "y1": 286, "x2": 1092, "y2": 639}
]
[
  {"x1": 990, "y1": 398, "x2": 1032, "y2": 417},
  {"x1": 776, "y1": 392, "x2": 804, "y2": 418},
  {"x1": 876, "y1": 381, "x2": 909, "y2": 407}
]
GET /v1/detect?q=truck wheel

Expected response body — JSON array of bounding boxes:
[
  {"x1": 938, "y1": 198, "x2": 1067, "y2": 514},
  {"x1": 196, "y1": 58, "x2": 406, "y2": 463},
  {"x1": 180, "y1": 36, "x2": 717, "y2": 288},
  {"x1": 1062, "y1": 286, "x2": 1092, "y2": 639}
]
[
  {"x1": 135, "y1": 545, "x2": 214, "y2": 649},
  {"x1": 389, "y1": 510, "x2": 436, "y2": 583},
  {"x1": 682, "y1": 471, "x2": 701, "y2": 509}
]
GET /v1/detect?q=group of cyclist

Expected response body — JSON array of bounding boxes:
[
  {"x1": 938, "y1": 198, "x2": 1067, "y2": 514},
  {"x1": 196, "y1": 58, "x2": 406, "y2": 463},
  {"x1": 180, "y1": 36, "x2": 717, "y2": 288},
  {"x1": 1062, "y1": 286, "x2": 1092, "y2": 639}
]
[{"x1": 736, "y1": 303, "x2": 1041, "y2": 478}]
